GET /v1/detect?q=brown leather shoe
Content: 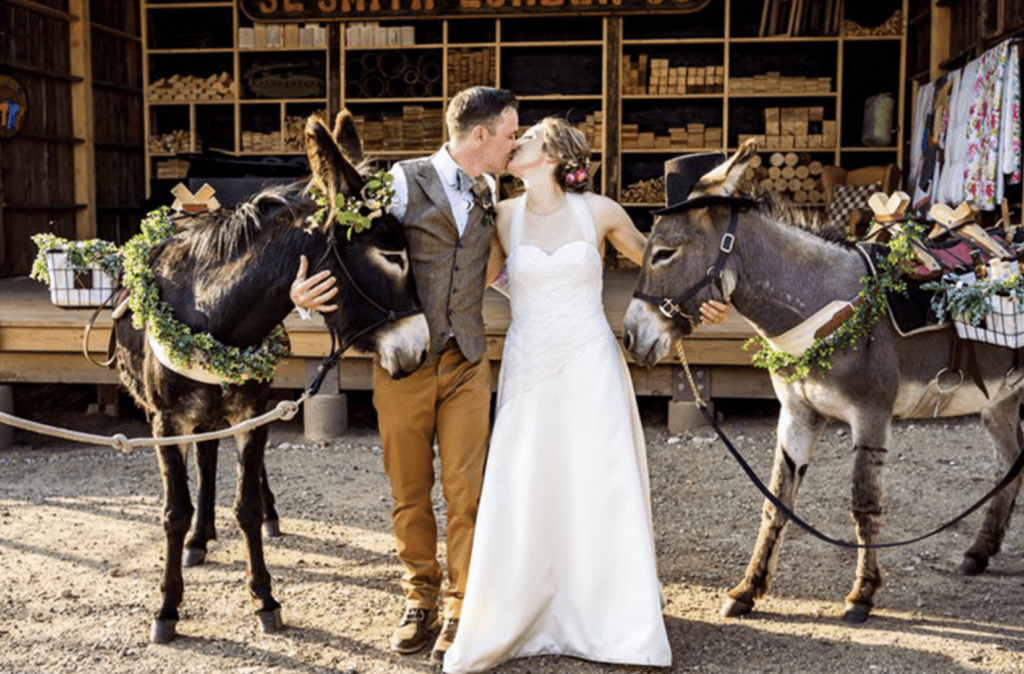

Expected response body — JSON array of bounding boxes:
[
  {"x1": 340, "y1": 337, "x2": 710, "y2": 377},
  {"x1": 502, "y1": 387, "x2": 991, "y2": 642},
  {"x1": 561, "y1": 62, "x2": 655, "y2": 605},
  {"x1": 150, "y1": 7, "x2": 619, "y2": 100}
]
[
  {"x1": 430, "y1": 617, "x2": 459, "y2": 665},
  {"x1": 390, "y1": 607, "x2": 438, "y2": 654}
]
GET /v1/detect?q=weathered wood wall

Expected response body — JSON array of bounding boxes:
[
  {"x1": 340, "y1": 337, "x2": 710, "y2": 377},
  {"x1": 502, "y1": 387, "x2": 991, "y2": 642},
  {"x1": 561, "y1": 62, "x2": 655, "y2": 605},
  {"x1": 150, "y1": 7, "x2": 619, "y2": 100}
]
[
  {"x1": 1, "y1": 0, "x2": 78, "y2": 278},
  {"x1": 949, "y1": 0, "x2": 1024, "y2": 61},
  {"x1": 0, "y1": 0, "x2": 144, "y2": 279},
  {"x1": 89, "y1": 0, "x2": 144, "y2": 245}
]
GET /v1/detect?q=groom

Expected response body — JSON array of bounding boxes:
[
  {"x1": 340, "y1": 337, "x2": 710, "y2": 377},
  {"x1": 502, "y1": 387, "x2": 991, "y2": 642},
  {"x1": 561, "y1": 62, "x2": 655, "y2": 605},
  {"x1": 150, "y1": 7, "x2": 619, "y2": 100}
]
[{"x1": 291, "y1": 87, "x2": 519, "y2": 664}]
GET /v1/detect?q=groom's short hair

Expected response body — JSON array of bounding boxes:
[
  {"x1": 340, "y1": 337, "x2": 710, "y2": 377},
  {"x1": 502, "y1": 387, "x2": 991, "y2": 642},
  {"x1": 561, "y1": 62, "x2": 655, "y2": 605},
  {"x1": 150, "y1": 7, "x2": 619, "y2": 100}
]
[{"x1": 446, "y1": 86, "x2": 519, "y2": 141}]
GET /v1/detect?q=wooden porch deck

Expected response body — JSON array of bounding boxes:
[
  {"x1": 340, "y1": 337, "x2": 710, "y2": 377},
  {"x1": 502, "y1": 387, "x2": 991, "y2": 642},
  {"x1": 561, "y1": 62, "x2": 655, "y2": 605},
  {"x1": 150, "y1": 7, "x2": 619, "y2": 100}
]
[{"x1": 0, "y1": 271, "x2": 774, "y2": 401}]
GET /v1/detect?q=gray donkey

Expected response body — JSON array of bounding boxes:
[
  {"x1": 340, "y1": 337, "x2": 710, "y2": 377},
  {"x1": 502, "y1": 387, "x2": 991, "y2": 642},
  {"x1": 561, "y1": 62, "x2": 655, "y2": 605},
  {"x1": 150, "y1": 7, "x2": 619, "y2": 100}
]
[{"x1": 622, "y1": 140, "x2": 1024, "y2": 623}]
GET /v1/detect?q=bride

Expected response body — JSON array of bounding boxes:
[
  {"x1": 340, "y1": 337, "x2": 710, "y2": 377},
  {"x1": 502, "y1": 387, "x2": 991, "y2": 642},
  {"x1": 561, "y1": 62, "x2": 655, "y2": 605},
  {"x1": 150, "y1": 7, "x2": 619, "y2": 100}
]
[{"x1": 443, "y1": 117, "x2": 728, "y2": 673}]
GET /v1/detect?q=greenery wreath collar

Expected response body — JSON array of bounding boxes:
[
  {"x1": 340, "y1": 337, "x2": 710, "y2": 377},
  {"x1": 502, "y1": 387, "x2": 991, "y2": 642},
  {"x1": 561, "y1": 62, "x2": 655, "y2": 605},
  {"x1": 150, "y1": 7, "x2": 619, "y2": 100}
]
[
  {"x1": 33, "y1": 207, "x2": 290, "y2": 385},
  {"x1": 744, "y1": 221, "x2": 925, "y2": 381},
  {"x1": 122, "y1": 208, "x2": 290, "y2": 385}
]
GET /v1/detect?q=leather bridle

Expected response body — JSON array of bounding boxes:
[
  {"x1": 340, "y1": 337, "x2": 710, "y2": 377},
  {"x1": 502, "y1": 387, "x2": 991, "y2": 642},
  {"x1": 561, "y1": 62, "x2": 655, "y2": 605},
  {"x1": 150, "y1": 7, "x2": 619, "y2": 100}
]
[
  {"x1": 632, "y1": 195, "x2": 758, "y2": 332},
  {"x1": 305, "y1": 222, "x2": 424, "y2": 395}
]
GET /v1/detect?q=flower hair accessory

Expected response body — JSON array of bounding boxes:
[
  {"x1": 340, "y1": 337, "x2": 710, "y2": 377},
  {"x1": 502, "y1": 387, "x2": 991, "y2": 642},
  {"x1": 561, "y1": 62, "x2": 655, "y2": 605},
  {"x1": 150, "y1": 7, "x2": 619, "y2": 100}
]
[{"x1": 564, "y1": 159, "x2": 588, "y2": 184}]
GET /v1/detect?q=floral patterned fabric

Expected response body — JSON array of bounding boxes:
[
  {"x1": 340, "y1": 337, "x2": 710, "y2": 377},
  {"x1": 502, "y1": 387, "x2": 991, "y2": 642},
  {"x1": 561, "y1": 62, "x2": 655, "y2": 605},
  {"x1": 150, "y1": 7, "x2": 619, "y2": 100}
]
[{"x1": 964, "y1": 40, "x2": 1020, "y2": 210}]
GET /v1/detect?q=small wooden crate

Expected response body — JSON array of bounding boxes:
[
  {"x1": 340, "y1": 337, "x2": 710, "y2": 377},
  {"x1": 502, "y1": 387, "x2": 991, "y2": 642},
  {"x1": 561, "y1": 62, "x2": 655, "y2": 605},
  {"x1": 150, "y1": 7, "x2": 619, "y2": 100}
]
[{"x1": 44, "y1": 250, "x2": 117, "y2": 308}]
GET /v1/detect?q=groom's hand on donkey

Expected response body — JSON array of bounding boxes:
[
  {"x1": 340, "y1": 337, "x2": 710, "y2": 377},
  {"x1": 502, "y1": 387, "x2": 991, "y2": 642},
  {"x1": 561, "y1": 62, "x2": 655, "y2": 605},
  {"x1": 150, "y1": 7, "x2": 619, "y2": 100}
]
[
  {"x1": 291, "y1": 254, "x2": 340, "y2": 313},
  {"x1": 700, "y1": 299, "x2": 731, "y2": 324}
]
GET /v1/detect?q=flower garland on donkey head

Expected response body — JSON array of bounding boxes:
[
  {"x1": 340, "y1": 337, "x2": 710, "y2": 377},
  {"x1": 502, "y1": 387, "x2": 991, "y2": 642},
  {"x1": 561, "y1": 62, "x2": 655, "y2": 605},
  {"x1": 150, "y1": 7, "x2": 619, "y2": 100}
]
[{"x1": 309, "y1": 168, "x2": 395, "y2": 237}]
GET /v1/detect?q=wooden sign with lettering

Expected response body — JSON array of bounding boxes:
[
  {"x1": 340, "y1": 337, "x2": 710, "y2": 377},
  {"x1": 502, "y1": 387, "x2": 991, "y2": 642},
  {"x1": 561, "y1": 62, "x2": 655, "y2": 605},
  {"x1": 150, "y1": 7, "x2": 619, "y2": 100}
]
[{"x1": 241, "y1": 0, "x2": 714, "y2": 22}]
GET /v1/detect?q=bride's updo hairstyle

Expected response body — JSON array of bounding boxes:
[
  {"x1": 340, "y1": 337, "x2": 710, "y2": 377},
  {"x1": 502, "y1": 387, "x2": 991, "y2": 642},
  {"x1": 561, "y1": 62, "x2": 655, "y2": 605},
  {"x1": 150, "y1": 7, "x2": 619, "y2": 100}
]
[{"x1": 539, "y1": 117, "x2": 592, "y2": 194}]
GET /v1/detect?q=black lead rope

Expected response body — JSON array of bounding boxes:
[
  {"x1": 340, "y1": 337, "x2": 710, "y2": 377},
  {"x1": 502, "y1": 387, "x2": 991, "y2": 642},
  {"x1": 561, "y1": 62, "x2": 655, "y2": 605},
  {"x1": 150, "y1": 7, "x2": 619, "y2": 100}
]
[{"x1": 699, "y1": 404, "x2": 1024, "y2": 549}]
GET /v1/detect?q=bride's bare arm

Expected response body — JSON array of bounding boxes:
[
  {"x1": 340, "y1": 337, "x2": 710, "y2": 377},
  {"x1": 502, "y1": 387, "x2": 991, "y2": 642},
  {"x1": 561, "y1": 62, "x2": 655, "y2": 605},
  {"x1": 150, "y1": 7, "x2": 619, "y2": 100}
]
[{"x1": 586, "y1": 193, "x2": 646, "y2": 266}]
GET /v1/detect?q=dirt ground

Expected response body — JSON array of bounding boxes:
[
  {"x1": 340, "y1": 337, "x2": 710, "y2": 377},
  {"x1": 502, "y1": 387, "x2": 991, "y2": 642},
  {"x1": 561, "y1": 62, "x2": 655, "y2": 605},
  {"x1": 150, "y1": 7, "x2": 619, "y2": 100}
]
[{"x1": 1, "y1": 386, "x2": 1023, "y2": 674}]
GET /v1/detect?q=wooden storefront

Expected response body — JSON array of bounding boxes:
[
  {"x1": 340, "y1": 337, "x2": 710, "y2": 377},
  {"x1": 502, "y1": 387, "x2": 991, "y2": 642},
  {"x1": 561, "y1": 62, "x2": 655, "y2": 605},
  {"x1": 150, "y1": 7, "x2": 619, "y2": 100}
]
[{"x1": 2, "y1": 0, "x2": 1022, "y2": 429}]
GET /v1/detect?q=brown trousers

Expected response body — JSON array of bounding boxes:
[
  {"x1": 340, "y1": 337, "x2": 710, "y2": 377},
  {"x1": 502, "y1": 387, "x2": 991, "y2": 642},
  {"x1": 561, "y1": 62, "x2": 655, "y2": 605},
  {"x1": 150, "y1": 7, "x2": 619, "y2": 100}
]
[{"x1": 372, "y1": 341, "x2": 491, "y2": 619}]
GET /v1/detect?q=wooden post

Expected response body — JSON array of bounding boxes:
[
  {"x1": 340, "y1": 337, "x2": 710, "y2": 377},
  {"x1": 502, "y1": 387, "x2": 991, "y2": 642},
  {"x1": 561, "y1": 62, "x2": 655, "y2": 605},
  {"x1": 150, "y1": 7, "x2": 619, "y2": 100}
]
[
  {"x1": 669, "y1": 365, "x2": 712, "y2": 433},
  {"x1": 604, "y1": 16, "x2": 621, "y2": 202},
  {"x1": 303, "y1": 360, "x2": 347, "y2": 439},
  {"x1": 68, "y1": 0, "x2": 96, "y2": 240},
  {"x1": 0, "y1": 385, "x2": 13, "y2": 450}
]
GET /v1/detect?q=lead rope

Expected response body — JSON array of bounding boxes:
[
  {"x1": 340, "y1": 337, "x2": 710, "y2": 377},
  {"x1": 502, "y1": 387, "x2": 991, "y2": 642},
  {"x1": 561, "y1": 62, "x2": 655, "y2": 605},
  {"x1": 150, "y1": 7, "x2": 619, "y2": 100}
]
[
  {"x1": 672, "y1": 338, "x2": 1024, "y2": 550},
  {"x1": 0, "y1": 392, "x2": 309, "y2": 454}
]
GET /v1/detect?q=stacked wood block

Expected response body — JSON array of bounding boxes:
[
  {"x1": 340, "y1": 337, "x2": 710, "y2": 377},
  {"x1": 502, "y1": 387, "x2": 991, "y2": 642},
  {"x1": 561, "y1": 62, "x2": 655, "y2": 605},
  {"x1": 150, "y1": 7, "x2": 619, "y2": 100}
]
[
  {"x1": 148, "y1": 130, "x2": 194, "y2": 154},
  {"x1": 155, "y1": 158, "x2": 190, "y2": 179},
  {"x1": 517, "y1": 113, "x2": 603, "y2": 152},
  {"x1": 622, "y1": 55, "x2": 724, "y2": 95},
  {"x1": 621, "y1": 176, "x2": 666, "y2": 205},
  {"x1": 353, "y1": 107, "x2": 444, "y2": 152},
  {"x1": 447, "y1": 49, "x2": 495, "y2": 96},
  {"x1": 580, "y1": 112, "x2": 603, "y2": 151},
  {"x1": 747, "y1": 152, "x2": 825, "y2": 204},
  {"x1": 242, "y1": 129, "x2": 283, "y2": 153},
  {"x1": 148, "y1": 73, "x2": 235, "y2": 102},
  {"x1": 241, "y1": 23, "x2": 326, "y2": 49},
  {"x1": 737, "y1": 106, "x2": 836, "y2": 150},
  {"x1": 343, "y1": 22, "x2": 415, "y2": 48},
  {"x1": 730, "y1": 72, "x2": 831, "y2": 94},
  {"x1": 622, "y1": 123, "x2": 723, "y2": 150},
  {"x1": 841, "y1": 9, "x2": 904, "y2": 37}
]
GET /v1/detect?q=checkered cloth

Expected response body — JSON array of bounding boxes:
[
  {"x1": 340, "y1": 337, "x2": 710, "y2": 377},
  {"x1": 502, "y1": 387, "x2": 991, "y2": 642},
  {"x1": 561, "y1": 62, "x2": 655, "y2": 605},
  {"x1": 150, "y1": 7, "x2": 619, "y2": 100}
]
[{"x1": 827, "y1": 181, "x2": 880, "y2": 230}]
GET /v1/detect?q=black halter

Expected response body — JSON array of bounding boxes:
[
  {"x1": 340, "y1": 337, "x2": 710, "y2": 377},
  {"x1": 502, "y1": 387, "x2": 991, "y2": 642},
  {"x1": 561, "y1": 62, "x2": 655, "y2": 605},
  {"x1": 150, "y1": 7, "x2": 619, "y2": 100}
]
[
  {"x1": 632, "y1": 195, "x2": 758, "y2": 331},
  {"x1": 305, "y1": 224, "x2": 424, "y2": 396}
]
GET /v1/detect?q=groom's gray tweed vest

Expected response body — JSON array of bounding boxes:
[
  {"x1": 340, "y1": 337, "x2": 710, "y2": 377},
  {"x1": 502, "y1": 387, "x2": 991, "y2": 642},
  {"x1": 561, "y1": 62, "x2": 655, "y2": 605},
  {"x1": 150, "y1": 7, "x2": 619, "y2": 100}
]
[{"x1": 399, "y1": 156, "x2": 493, "y2": 364}]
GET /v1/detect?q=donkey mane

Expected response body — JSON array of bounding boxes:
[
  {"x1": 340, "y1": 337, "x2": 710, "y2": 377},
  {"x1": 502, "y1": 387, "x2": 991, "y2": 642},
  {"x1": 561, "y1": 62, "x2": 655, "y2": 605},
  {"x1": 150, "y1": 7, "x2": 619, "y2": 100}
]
[
  {"x1": 737, "y1": 182, "x2": 849, "y2": 245},
  {"x1": 181, "y1": 182, "x2": 314, "y2": 264}
]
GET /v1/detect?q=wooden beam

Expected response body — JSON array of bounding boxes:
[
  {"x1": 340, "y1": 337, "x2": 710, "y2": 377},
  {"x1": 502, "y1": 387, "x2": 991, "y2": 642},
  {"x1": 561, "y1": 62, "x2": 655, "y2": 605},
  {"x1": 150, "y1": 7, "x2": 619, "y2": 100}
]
[
  {"x1": 69, "y1": 0, "x2": 97, "y2": 239},
  {"x1": 4, "y1": 0, "x2": 80, "y2": 22},
  {"x1": 931, "y1": 0, "x2": 951, "y2": 79}
]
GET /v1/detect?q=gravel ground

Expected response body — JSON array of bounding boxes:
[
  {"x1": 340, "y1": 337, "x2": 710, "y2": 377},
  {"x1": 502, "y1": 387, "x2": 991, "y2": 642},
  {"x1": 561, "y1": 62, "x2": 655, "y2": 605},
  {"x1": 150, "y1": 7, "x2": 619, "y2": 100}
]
[{"x1": 1, "y1": 388, "x2": 1023, "y2": 674}]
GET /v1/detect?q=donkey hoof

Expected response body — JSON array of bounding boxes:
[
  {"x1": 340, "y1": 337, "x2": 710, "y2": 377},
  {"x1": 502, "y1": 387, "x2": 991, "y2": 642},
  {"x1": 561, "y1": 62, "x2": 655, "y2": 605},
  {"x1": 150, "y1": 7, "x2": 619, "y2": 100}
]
[
  {"x1": 959, "y1": 554, "x2": 988, "y2": 576},
  {"x1": 721, "y1": 597, "x2": 754, "y2": 618},
  {"x1": 842, "y1": 604, "x2": 871, "y2": 624},
  {"x1": 150, "y1": 619, "x2": 178, "y2": 644},
  {"x1": 183, "y1": 547, "x2": 206, "y2": 567},
  {"x1": 263, "y1": 519, "x2": 282, "y2": 538},
  {"x1": 257, "y1": 608, "x2": 284, "y2": 634}
]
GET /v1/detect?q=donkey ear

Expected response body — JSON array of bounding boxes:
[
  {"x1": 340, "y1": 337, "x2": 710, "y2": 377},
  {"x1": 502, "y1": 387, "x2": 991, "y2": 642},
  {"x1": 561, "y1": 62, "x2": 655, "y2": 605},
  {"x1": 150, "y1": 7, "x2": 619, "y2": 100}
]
[
  {"x1": 305, "y1": 114, "x2": 365, "y2": 231},
  {"x1": 695, "y1": 138, "x2": 760, "y2": 197},
  {"x1": 331, "y1": 109, "x2": 365, "y2": 166}
]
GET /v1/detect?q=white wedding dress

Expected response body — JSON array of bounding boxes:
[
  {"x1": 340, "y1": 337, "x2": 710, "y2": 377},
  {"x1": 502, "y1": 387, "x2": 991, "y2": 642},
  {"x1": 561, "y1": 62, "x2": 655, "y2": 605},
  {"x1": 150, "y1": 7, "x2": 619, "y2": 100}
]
[{"x1": 443, "y1": 194, "x2": 672, "y2": 673}]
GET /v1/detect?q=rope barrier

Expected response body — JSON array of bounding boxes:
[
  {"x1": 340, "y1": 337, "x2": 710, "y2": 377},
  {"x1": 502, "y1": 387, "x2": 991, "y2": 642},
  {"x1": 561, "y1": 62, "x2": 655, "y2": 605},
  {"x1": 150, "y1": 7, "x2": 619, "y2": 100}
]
[{"x1": 0, "y1": 392, "x2": 309, "y2": 453}]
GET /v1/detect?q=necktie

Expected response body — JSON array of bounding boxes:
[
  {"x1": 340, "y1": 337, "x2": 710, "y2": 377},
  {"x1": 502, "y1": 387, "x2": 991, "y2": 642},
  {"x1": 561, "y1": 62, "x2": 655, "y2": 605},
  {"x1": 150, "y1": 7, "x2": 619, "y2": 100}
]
[
  {"x1": 455, "y1": 168, "x2": 473, "y2": 192},
  {"x1": 471, "y1": 177, "x2": 493, "y2": 209}
]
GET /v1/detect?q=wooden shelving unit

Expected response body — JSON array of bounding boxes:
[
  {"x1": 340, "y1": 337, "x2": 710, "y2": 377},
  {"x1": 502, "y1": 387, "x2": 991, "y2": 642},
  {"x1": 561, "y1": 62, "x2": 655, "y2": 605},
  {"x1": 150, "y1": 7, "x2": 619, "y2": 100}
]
[
  {"x1": 141, "y1": 0, "x2": 331, "y2": 195},
  {"x1": 142, "y1": 0, "x2": 908, "y2": 217}
]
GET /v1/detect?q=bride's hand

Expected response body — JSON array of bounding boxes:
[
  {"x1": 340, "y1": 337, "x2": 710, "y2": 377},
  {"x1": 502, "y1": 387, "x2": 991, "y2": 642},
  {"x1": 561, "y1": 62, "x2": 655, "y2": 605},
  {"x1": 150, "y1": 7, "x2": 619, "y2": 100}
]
[
  {"x1": 699, "y1": 300, "x2": 731, "y2": 324},
  {"x1": 291, "y1": 254, "x2": 340, "y2": 313}
]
